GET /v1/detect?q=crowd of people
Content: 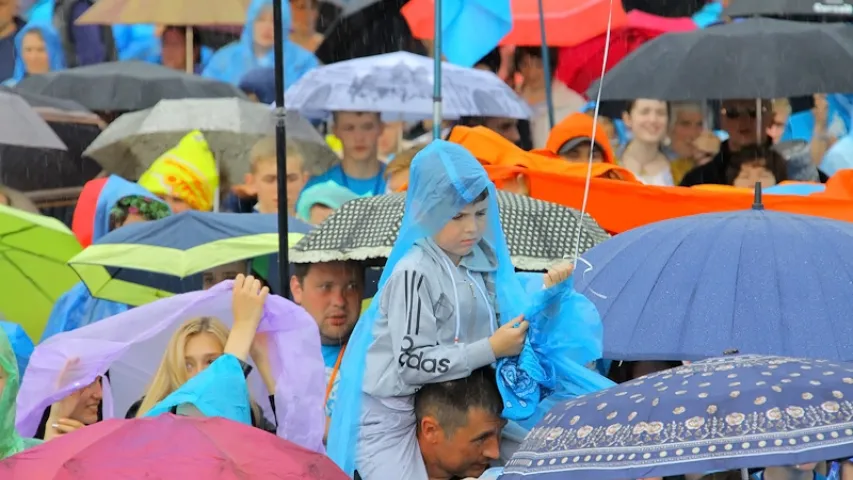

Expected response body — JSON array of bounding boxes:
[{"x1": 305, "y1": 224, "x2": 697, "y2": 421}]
[{"x1": 1, "y1": 0, "x2": 852, "y2": 479}]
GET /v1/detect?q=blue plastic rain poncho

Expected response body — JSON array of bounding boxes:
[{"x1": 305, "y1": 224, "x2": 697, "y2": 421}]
[
  {"x1": 0, "y1": 321, "x2": 34, "y2": 379},
  {"x1": 202, "y1": 0, "x2": 318, "y2": 88},
  {"x1": 782, "y1": 94, "x2": 853, "y2": 143},
  {"x1": 3, "y1": 22, "x2": 65, "y2": 86},
  {"x1": 327, "y1": 141, "x2": 612, "y2": 474},
  {"x1": 40, "y1": 176, "x2": 169, "y2": 342},
  {"x1": 145, "y1": 354, "x2": 252, "y2": 425}
]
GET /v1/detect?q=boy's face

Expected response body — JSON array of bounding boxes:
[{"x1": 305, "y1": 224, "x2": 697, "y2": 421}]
[
  {"x1": 308, "y1": 204, "x2": 334, "y2": 225},
  {"x1": 333, "y1": 112, "x2": 384, "y2": 164},
  {"x1": 202, "y1": 261, "x2": 249, "y2": 290},
  {"x1": 433, "y1": 199, "x2": 488, "y2": 261},
  {"x1": 561, "y1": 143, "x2": 604, "y2": 163},
  {"x1": 249, "y1": 159, "x2": 309, "y2": 215},
  {"x1": 160, "y1": 194, "x2": 192, "y2": 213}
]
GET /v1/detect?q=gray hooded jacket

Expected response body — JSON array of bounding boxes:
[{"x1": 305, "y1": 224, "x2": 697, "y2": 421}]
[{"x1": 363, "y1": 238, "x2": 500, "y2": 398}]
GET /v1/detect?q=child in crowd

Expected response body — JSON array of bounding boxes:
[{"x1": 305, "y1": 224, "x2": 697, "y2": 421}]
[
  {"x1": 349, "y1": 141, "x2": 572, "y2": 480},
  {"x1": 383, "y1": 144, "x2": 425, "y2": 192},
  {"x1": 296, "y1": 181, "x2": 360, "y2": 225},
  {"x1": 725, "y1": 145, "x2": 788, "y2": 189},
  {"x1": 245, "y1": 136, "x2": 310, "y2": 216}
]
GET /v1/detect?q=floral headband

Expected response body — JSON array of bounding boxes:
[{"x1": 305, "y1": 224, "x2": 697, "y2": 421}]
[{"x1": 110, "y1": 195, "x2": 171, "y2": 224}]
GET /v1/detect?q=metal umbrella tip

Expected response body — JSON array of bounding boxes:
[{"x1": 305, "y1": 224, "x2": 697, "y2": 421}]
[{"x1": 752, "y1": 182, "x2": 764, "y2": 210}]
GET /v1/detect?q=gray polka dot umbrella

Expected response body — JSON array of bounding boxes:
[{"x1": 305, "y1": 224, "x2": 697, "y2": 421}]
[{"x1": 290, "y1": 191, "x2": 610, "y2": 271}]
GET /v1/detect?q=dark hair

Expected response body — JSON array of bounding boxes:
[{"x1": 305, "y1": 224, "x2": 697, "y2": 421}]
[
  {"x1": 162, "y1": 26, "x2": 202, "y2": 64},
  {"x1": 331, "y1": 111, "x2": 382, "y2": 123},
  {"x1": 725, "y1": 145, "x2": 788, "y2": 186},
  {"x1": 291, "y1": 261, "x2": 365, "y2": 285},
  {"x1": 474, "y1": 47, "x2": 502, "y2": 74},
  {"x1": 624, "y1": 99, "x2": 670, "y2": 117},
  {"x1": 414, "y1": 367, "x2": 502, "y2": 435},
  {"x1": 514, "y1": 46, "x2": 558, "y2": 75},
  {"x1": 473, "y1": 188, "x2": 489, "y2": 204}
]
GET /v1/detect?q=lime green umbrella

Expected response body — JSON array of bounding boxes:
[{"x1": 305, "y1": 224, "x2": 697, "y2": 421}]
[
  {"x1": 67, "y1": 212, "x2": 307, "y2": 306},
  {"x1": 0, "y1": 204, "x2": 82, "y2": 341}
]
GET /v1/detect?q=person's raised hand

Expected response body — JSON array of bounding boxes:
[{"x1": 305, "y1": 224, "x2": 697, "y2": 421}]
[
  {"x1": 543, "y1": 262, "x2": 574, "y2": 289},
  {"x1": 46, "y1": 418, "x2": 86, "y2": 440},
  {"x1": 232, "y1": 274, "x2": 269, "y2": 330},
  {"x1": 489, "y1": 315, "x2": 528, "y2": 358},
  {"x1": 813, "y1": 93, "x2": 829, "y2": 128}
]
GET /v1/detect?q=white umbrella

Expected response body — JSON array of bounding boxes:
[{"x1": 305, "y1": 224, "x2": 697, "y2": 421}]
[{"x1": 284, "y1": 51, "x2": 533, "y2": 122}]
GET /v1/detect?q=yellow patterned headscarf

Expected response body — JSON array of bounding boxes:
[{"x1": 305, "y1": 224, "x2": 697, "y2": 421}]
[{"x1": 138, "y1": 130, "x2": 219, "y2": 211}]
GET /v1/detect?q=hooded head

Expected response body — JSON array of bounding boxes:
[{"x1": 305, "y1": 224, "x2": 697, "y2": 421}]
[
  {"x1": 12, "y1": 22, "x2": 65, "y2": 83},
  {"x1": 543, "y1": 113, "x2": 616, "y2": 164},
  {"x1": 0, "y1": 329, "x2": 40, "y2": 459},
  {"x1": 241, "y1": 0, "x2": 291, "y2": 58},
  {"x1": 296, "y1": 181, "x2": 361, "y2": 224},
  {"x1": 94, "y1": 176, "x2": 171, "y2": 242},
  {"x1": 238, "y1": 67, "x2": 276, "y2": 104},
  {"x1": 137, "y1": 131, "x2": 220, "y2": 213}
]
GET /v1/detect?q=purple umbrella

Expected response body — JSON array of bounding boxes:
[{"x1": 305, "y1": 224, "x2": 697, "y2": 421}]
[{"x1": 16, "y1": 280, "x2": 326, "y2": 453}]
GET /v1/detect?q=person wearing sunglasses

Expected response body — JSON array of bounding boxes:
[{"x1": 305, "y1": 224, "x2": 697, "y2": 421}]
[{"x1": 680, "y1": 99, "x2": 774, "y2": 187}]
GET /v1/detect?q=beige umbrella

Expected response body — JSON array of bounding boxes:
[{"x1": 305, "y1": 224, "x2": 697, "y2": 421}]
[{"x1": 76, "y1": 0, "x2": 248, "y2": 73}]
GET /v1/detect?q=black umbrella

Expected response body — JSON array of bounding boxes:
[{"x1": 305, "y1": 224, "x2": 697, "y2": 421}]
[
  {"x1": 595, "y1": 18, "x2": 853, "y2": 101},
  {"x1": 0, "y1": 85, "x2": 90, "y2": 112},
  {"x1": 15, "y1": 61, "x2": 246, "y2": 111},
  {"x1": 315, "y1": 0, "x2": 427, "y2": 64},
  {"x1": 724, "y1": 0, "x2": 853, "y2": 20}
]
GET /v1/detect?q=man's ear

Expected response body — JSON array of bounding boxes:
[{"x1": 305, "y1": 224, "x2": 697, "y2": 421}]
[
  {"x1": 290, "y1": 276, "x2": 303, "y2": 304},
  {"x1": 419, "y1": 415, "x2": 443, "y2": 444}
]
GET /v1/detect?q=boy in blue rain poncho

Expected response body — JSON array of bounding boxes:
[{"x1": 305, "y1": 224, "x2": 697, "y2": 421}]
[
  {"x1": 2, "y1": 22, "x2": 64, "y2": 86},
  {"x1": 328, "y1": 141, "x2": 575, "y2": 480},
  {"x1": 202, "y1": 0, "x2": 318, "y2": 88},
  {"x1": 40, "y1": 176, "x2": 171, "y2": 342}
]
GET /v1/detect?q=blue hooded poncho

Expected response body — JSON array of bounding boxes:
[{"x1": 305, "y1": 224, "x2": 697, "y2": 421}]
[
  {"x1": 202, "y1": 0, "x2": 318, "y2": 88},
  {"x1": 327, "y1": 141, "x2": 612, "y2": 475},
  {"x1": 40, "y1": 176, "x2": 169, "y2": 342},
  {"x1": 3, "y1": 22, "x2": 64, "y2": 86}
]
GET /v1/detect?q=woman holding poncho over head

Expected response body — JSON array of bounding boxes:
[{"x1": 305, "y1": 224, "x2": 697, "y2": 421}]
[
  {"x1": 0, "y1": 328, "x2": 41, "y2": 459},
  {"x1": 328, "y1": 141, "x2": 584, "y2": 480}
]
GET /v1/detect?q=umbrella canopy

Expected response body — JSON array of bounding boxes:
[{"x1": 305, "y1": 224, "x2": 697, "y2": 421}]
[
  {"x1": 290, "y1": 191, "x2": 610, "y2": 270},
  {"x1": 75, "y1": 0, "x2": 248, "y2": 25},
  {"x1": 0, "y1": 320, "x2": 34, "y2": 377},
  {"x1": 0, "y1": 86, "x2": 89, "y2": 113},
  {"x1": 575, "y1": 207, "x2": 853, "y2": 362},
  {"x1": 15, "y1": 61, "x2": 246, "y2": 111},
  {"x1": 83, "y1": 98, "x2": 336, "y2": 182},
  {"x1": 285, "y1": 51, "x2": 532, "y2": 122},
  {"x1": 68, "y1": 211, "x2": 308, "y2": 306},
  {"x1": 503, "y1": 354, "x2": 853, "y2": 480},
  {"x1": 315, "y1": 0, "x2": 427, "y2": 64},
  {"x1": 0, "y1": 91, "x2": 66, "y2": 150},
  {"x1": 0, "y1": 204, "x2": 81, "y2": 342},
  {"x1": 594, "y1": 18, "x2": 853, "y2": 101},
  {"x1": 5, "y1": 414, "x2": 347, "y2": 480},
  {"x1": 404, "y1": 0, "x2": 629, "y2": 49},
  {"x1": 724, "y1": 0, "x2": 853, "y2": 20}
]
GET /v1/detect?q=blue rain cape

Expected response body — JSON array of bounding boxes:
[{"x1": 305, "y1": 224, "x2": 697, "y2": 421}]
[
  {"x1": 327, "y1": 140, "x2": 611, "y2": 474},
  {"x1": 782, "y1": 94, "x2": 853, "y2": 143},
  {"x1": 498, "y1": 273, "x2": 614, "y2": 427},
  {"x1": 144, "y1": 354, "x2": 251, "y2": 425},
  {"x1": 0, "y1": 321, "x2": 34, "y2": 379},
  {"x1": 5, "y1": 22, "x2": 65, "y2": 85},
  {"x1": 40, "y1": 176, "x2": 169, "y2": 342},
  {"x1": 202, "y1": 0, "x2": 318, "y2": 88}
]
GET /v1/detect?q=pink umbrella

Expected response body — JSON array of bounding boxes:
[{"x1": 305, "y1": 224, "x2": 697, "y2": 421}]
[{"x1": 16, "y1": 280, "x2": 326, "y2": 453}]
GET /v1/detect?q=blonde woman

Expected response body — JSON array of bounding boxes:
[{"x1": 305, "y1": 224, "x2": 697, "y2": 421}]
[{"x1": 125, "y1": 276, "x2": 278, "y2": 431}]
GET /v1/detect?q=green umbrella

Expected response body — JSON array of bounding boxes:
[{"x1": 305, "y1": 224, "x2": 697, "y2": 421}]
[{"x1": 0, "y1": 204, "x2": 81, "y2": 340}]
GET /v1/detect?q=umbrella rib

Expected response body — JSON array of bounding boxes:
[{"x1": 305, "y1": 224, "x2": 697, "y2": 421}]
[{"x1": 2, "y1": 252, "x2": 56, "y2": 303}]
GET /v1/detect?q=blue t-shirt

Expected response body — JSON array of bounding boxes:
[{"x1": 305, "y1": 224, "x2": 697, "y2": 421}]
[
  {"x1": 304, "y1": 164, "x2": 387, "y2": 197},
  {"x1": 322, "y1": 344, "x2": 344, "y2": 417}
]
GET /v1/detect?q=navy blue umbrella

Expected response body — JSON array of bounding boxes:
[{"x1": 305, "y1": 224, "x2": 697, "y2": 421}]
[
  {"x1": 68, "y1": 212, "x2": 311, "y2": 306},
  {"x1": 575, "y1": 201, "x2": 853, "y2": 362},
  {"x1": 503, "y1": 354, "x2": 853, "y2": 480}
]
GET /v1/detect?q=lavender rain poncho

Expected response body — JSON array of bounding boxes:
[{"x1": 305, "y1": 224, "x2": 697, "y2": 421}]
[{"x1": 16, "y1": 281, "x2": 326, "y2": 452}]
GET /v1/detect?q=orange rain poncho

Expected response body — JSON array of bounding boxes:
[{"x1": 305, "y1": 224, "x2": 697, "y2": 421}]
[{"x1": 448, "y1": 127, "x2": 853, "y2": 234}]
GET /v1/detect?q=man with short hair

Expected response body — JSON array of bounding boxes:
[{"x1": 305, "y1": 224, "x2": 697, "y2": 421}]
[
  {"x1": 290, "y1": 261, "x2": 364, "y2": 429},
  {"x1": 354, "y1": 368, "x2": 505, "y2": 480},
  {"x1": 415, "y1": 367, "x2": 506, "y2": 480},
  {"x1": 302, "y1": 111, "x2": 387, "y2": 197}
]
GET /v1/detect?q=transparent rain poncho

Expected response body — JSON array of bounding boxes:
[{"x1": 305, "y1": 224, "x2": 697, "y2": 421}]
[{"x1": 327, "y1": 141, "x2": 612, "y2": 474}]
